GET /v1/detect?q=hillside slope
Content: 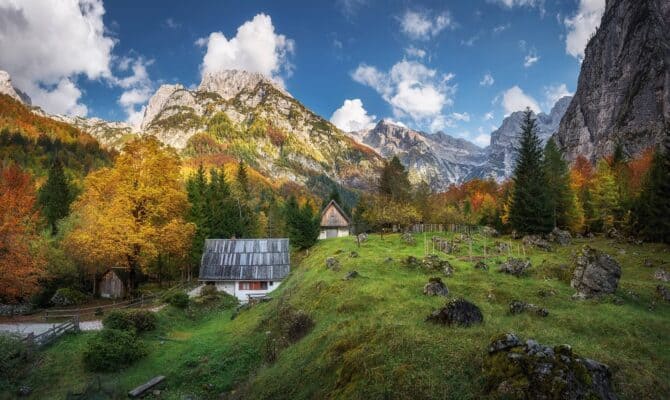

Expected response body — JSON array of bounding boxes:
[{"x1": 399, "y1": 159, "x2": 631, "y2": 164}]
[{"x1": 22, "y1": 234, "x2": 670, "y2": 399}]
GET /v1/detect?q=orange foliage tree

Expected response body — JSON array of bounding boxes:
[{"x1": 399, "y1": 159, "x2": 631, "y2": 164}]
[
  {"x1": 65, "y1": 137, "x2": 195, "y2": 290},
  {"x1": 0, "y1": 164, "x2": 44, "y2": 301}
]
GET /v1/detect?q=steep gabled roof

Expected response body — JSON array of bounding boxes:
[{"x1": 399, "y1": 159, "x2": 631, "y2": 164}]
[
  {"x1": 199, "y1": 238, "x2": 290, "y2": 281},
  {"x1": 320, "y1": 200, "x2": 351, "y2": 227}
]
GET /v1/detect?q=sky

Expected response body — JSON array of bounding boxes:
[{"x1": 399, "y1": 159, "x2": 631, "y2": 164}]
[{"x1": 0, "y1": 0, "x2": 606, "y2": 148}]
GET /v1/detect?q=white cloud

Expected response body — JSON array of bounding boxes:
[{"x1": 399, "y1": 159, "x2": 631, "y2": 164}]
[
  {"x1": 405, "y1": 46, "x2": 426, "y2": 59},
  {"x1": 543, "y1": 83, "x2": 573, "y2": 109},
  {"x1": 197, "y1": 13, "x2": 295, "y2": 82},
  {"x1": 461, "y1": 35, "x2": 479, "y2": 47},
  {"x1": 483, "y1": 111, "x2": 494, "y2": 121},
  {"x1": 113, "y1": 57, "x2": 154, "y2": 128},
  {"x1": 523, "y1": 52, "x2": 540, "y2": 67},
  {"x1": 430, "y1": 114, "x2": 456, "y2": 132},
  {"x1": 564, "y1": 0, "x2": 605, "y2": 60},
  {"x1": 480, "y1": 73, "x2": 494, "y2": 86},
  {"x1": 493, "y1": 23, "x2": 510, "y2": 34},
  {"x1": 0, "y1": 0, "x2": 115, "y2": 116},
  {"x1": 490, "y1": 0, "x2": 540, "y2": 6},
  {"x1": 399, "y1": 10, "x2": 455, "y2": 40},
  {"x1": 383, "y1": 118, "x2": 407, "y2": 128},
  {"x1": 352, "y1": 60, "x2": 456, "y2": 124},
  {"x1": 330, "y1": 98, "x2": 376, "y2": 132},
  {"x1": 165, "y1": 18, "x2": 180, "y2": 29},
  {"x1": 337, "y1": 0, "x2": 368, "y2": 18},
  {"x1": 451, "y1": 112, "x2": 470, "y2": 122},
  {"x1": 501, "y1": 86, "x2": 540, "y2": 115},
  {"x1": 473, "y1": 133, "x2": 491, "y2": 147}
]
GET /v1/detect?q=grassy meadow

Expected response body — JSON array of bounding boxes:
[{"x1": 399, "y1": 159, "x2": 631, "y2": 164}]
[{"x1": 15, "y1": 232, "x2": 670, "y2": 399}]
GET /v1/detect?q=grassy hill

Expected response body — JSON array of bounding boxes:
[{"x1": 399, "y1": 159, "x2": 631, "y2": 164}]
[{"x1": 16, "y1": 233, "x2": 670, "y2": 399}]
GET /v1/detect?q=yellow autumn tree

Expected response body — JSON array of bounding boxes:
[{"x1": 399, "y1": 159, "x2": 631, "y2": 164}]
[{"x1": 66, "y1": 137, "x2": 195, "y2": 290}]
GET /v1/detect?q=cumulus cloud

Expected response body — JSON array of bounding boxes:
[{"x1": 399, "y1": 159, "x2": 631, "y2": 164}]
[
  {"x1": 197, "y1": 13, "x2": 295, "y2": 82},
  {"x1": 114, "y1": 57, "x2": 154, "y2": 128},
  {"x1": 337, "y1": 0, "x2": 369, "y2": 19},
  {"x1": 483, "y1": 111, "x2": 494, "y2": 121},
  {"x1": 399, "y1": 10, "x2": 455, "y2": 40},
  {"x1": 501, "y1": 86, "x2": 540, "y2": 115},
  {"x1": 493, "y1": 23, "x2": 510, "y2": 34},
  {"x1": 564, "y1": 0, "x2": 605, "y2": 60},
  {"x1": 405, "y1": 46, "x2": 427, "y2": 59},
  {"x1": 451, "y1": 112, "x2": 470, "y2": 122},
  {"x1": 0, "y1": 0, "x2": 115, "y2": 116},
  {"x1": 429, "y1": 114, "x2": 456, "y2": 132},
  {"x1": 523, "y1": 52, "x2": 540, "y2": 67},
  {"x1": 543, "y1": 83, "x2": 573, "y2": 109},
  {"x1": 352, "y1": 60, "x2": 456, "y2": 125},
  {"x1": 330, "y1": 98, "x2": 376, "y2": 132},
  {"x1": 473, "y1": 133, "x2": 491, "y2": 147},
  {"x1": 480, "y1": 73, "x2": 495, "y2": 86}
]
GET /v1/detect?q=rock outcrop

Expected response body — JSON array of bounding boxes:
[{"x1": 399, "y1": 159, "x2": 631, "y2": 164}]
[
  {"x1": 499, "y1": 258, "x2": 532, "y2": 277},
  {"x1": 555, "y1": 0, "x2": 670, "y2": 162},
  {"x1": 423, "y1": 277, "x2": 449, "y2": 297},
  {"x1": 571, "y1": 246, "x2": 622, "y2": 299},
  {"x1": 426, "y1": 298, "x2": 483, "y2": 326},
  {"x1": 0, "y1": 70, "x2": 31, "y2": 105}
]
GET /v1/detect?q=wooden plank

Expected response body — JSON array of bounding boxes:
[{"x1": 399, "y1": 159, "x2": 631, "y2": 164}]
[{"x1": 128, "y1": 376, "x2": 165, "y2": 398}]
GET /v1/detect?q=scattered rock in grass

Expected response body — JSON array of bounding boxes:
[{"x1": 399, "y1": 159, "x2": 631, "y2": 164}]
[
  {"x1": 537, "y1": 288, "x2": 557, "y2": 298},
  {"x1": 522, "y1": 235, "x2": 553, "y2": 251},
  {"x1": 432, "y1": 236, "x2": 458, "y2": 254},
  {"x1": 618, "y1": 248, "x2": 626, "y2": 255},
  {"x1": 483, "y1": 333, "x2": 617, "y2": 400},
  {"x1": 349, "y1": 251, "x2": 359, "y2": 258},
  {"x1": 482, "y1": 226, "x2": 500, "y2": 237},
  {"x1": 474, "y1": 261, "x2": 488, "y2": 271},
  {"x1": 587, "y1": 232, "x2": 595, "y2": 239},
  {"x1": 511, "y1": 230, "x2": 522, "y2": 239},
  {"x1": 343, "y1": 271, "x2": 359, "y2": 280},
  {"x1": 356, "y1": 233, "x2": 368, "y2": 244},
  {"x1": 426, "y1": 298, "x2": 483, "y2": 326},
  {"x1": 17, "y1": 386, "x2": 32, "y2": 397},
  {"x1": 644, "y1": 258, "x2": 654, "y2": 268},
  {"x1": 326, "y1": 257, "x2": 340, "y2": 271},
  {"x1": 571, "y1": 246, "x2": 621, "y2": 299},
  {"x1": 443, "y1": 264, "x2": 454, "y2": 277},
  {"x1": 494, "y1": 241, "x2": 511, "y2": 254},
  {"x1": 334, "y1": 249, "x2": 344, "y2": 255},
  {"x1": 422, "y1": 254, "x2": 449, "y2": 272},
  {"x1": 657, "y1": 285, "x2": 670, "y2": 302},
  {"x1": 403, "y1": 255, "x2": 421, "y2": 268},
  {"x1": 424, "y1": 277, "x2": 449, "y2": 296},
  {"x1": 508, "y1": 300, "x2": 548, "y2": 317},
  {"x1": 654, "y1": 269, "x2": 670, "y2": 282},
  {"x1": 626, "y1": 236, "x2": 643, "y2": 245},
  {"x1": 498, "y1": 258, "x2": 531, "y2": 277},
  {"x1": 606, "y1": 227, "x2": 622, "y2": 240},
  {"x1": 547, "y1": 227, "x2": 572, "y2": 245},
  {"x1": 401, "y1": 232, "x2": 416, "y2": 245}
]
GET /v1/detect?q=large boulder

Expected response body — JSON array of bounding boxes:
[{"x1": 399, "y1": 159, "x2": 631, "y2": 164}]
[
  {"x1": 482, "y1": 226, "x2": 500, "y2": 237},
  {"x1": 326, "y1": 257, "x2": 340, "y2": 271},
  {"x1": 571, "y1": 246, "x2": 621, "y2": 299},
  {"x1": 426, "y1": 298, "x2": 483, "y2": 327},
  {"x1": 423, "y1": 277, "x2": 449, "y2": 297},
  {"x1": 547, "y1": 227, "x2": 572, "y2": 246},
  {"x1": 494, "y1": 241, "x2": 511, "y2": 254},
  {"x1": 483, "y1": 333, "x2": 617, "y2": 399},
  {"x1": 356, "y1": 233, "x2": 368, "y2": 244},
  {"x1": 498, "y1": 258, "x2": 532, "y2": 277},
  {"x1": 522, "y1": 235, "x2": 553, "y2": 251},
  {"x1": 432, "y1": 236, "x2": 458, "y2": 254}
]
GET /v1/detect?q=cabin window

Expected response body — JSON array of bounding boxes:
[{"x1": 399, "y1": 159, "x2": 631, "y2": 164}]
[{"x1": 238, "y1": 281, "x2": 269, "y2": 290}]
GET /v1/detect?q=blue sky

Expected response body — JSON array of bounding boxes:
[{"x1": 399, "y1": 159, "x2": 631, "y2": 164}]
[{"x1": 0, "y1": 0, "x2": 605, "y2": 147}]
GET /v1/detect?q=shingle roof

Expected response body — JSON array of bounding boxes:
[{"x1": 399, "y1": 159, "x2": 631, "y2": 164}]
[{"x1": 199, "y1": 238, "x2": 290, "y2": 281}]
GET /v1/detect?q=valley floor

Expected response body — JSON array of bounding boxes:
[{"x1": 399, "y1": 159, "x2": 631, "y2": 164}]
[{"x1": 10, "y1": 232, "x2": 670, "y2": 399}]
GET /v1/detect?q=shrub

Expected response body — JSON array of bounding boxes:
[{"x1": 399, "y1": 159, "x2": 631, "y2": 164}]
[
  {"x1": 102, "y1": 310, "x2": 157, "y2": 333},
  {"x1": 0, "y1": 333, "x2": 30, "y2": 384},
  {"x1": 199, "y1": 285, "x2": 218, "y2": 298},
  {"x1": 83, "y1": 329, "x2": 147, "y2": 372},
  {"x1": 163, "y1": 291, "x2": 189, "y2": 308},
  {"x1": 50, "y1": 288, "x2": 87, "y2": 306}
]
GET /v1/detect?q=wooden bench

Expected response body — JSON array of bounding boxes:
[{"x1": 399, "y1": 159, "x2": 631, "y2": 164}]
[{"x1": 128, "y1": 376, "x2": 165, "y2": 398}]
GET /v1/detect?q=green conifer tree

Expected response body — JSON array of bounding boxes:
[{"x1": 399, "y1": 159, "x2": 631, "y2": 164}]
[
  {"x1": 38, "y1": 158, "x2": 74, "y2": 234},
  {"x1": 508, "y1": 109, "x2": 553, "y2": 233},
  {"x1": 632, "y1": 136, "x2": 670, "y2": 243},
  {"x1": 543, "y1": 138, "x2": 580, "y2": 230}
]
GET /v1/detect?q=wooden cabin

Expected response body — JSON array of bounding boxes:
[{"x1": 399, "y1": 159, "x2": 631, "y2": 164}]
[
  {"x1": 98, "y1": 269, "x2": 129, "y2": 299},
  {"x1": 199, "y1": 238, "x2": 290, "y2": 302},
  {"x1": 319, "y1": 200, "x2": 351, "y2": 239}
]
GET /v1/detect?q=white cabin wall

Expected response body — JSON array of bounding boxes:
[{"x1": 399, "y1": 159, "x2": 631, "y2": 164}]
[{"x1": 214, "y1": 281, "x2": 281, "y2": 302}]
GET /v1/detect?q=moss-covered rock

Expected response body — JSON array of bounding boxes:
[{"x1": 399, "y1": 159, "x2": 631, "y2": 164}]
[{"x1": 483, "y1": 333, "x2": 617, "y2": 399}]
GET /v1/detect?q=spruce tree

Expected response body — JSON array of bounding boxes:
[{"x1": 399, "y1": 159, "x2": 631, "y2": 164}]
[
  {"x1": 186, "y1": 164, "x2": 210, "y2": 267},
  {"x1": 632, "y1": 136, "x2": 670, "y2": 243},
  {"x1": 284, "y1": 196, "x2": 320, "y2": 249},
  {"x1": 508, "y1": 109, "x2": 553, "y2": 233},
  {"x1": 379, "y1": 156, "x2": 411, "y2": 202},
  {"x1": 38, "y1": 159, "x2": 74, "y2": 234},
  {"x1": 543, "y1": 138, "x2": 579, "y2": 230}
]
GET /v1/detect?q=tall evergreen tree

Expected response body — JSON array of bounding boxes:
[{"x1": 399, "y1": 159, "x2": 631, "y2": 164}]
[
  {"x1": 237, "y1": 160, "x2": 249, "y2": 196},
  {"x1": 508, "y1": 109, "x2": 553, "y2": 233},
  {"x1": 379, "y1": 156, "x2": 411, "y2": 202},
  {"x1": 632, "y1": 137, "x2": 670, "y2": 243},
  {"x1": 284, "y1": 196, "x2": 320, "y2": 249},
  {"x1": 543, "y1": 138, "x2": 581, "y2": 230},
  {"x1": 186, "y1": 164, "x2": 210, "y2": 267},
  {"x1": 38, "y1": 159, "x2": 74, "y2": 234}
]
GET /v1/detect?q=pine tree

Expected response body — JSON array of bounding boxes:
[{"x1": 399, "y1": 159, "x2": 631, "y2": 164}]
[
  {"x1": 38, "y1": 158, "x2": 74, "y2": 235},
  {"x1": 237, "y1": 160, "x2": 249, "y2": 196},
  {"x1": 508, "y1": 109, "x2": 553, "y2": 233},
  {"x1": 543, "y1": 138, "x2": 581, "y2": 230},
  {"x1": 632, "y1": 136, "x2": 670, "y2": 243},
  {"x1": 379, "y1": 156, "x2": 411, "y2": 202},
  {"x1": 186, "y1": 164, "x2": 210, "y2": 268}
]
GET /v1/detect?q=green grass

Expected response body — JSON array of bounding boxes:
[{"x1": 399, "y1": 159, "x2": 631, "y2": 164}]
[{"x1": 16, "y1": 233, "x2": 670, "y2": 399}]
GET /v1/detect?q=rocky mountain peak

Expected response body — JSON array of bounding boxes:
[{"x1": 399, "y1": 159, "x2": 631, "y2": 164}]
[
  {"x1": 139, "y1": 83, "x2": 186, "y2": 131},
  {"x1": 0, "y1": 70, "x2": 31, "y2": 105},
  {"x1": 197, "y1": 69, "x2": 290, "y2": 100}
]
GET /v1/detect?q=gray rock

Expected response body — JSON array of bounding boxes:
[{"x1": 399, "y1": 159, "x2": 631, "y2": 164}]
[
  {"x1": 522, "y1": 235, "x2": 552, "y2": 251},
  {"x1": 426, "y1": 298, "x2": 483, "y2": 327},
  {"x1": 443, "y1": 265, "x2": 455, "y2": 277},
  {"x1": 356, "y1": 233, "x2": 368, "y2": 244},
  {"x1": 571, "y1": 246, "x2": 622, "y2": 299},
  {"x1": 494, "y1": 241, "x2": 511, "y2": 254},
  {"x1": 343, "y1": 271, "x2": 359, "y2": 280},
  {"x1": 423, "y1": 277, "x2": 449, "y2": 297},
  {"x1": 473, "y1": 261, "x2": 488, "y2": 271},
  {"x1": 509, "y1": 300, "x2": 549, "y2": 317},
  {"x1": 498, "y1": 258, "x2": 532, "y2": 277},
  {"x1": 401, "y1": 232, "x2": 416, "y2": 245},
  {"x1": 547, "y1": 227, "x2": 572, "y2": 246},
  {"x1": 654, "y1": 269, "x2": 670, "y2": 282},
  {"x1": 17, "y1": 386, "x2": 32, "y2": 397},
  {"x1": 349, "y1": 251, "x2": 359, "y2": 258},
  {"x1": 482, "y1": 226, "x2": 500, "y2": 237},
  {"x1": 326, "y1": 257, "x2": 340, "y2": 271},
  {"x1": 555, "y1": 0, "x2": 669, "y2": 164},
  {"x1": 484, "y1": 333, "x2": 617, "y2": 400},
  {"x1": 432, "y1": 236, "x2": 458, "y2": 254},
  {"x1": 657, "y1": 285, "x2": 670, "y2": 302},
  {"x1": 643, "y1": 259, "x2": 654, "y2": 268}
]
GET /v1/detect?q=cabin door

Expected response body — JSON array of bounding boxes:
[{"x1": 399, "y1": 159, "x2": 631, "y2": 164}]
[{"x1": 326, "y1": 229, "x2": 338, "y2": 238}]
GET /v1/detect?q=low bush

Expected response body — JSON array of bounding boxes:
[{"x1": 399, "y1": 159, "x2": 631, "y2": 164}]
[
  {"x1": 50, "y1": 288, "x2": 87, "y2": 306},
  {"x1": 199, "y1": 285, "x2": 218, "y2": 298},
  {"x1": 0, "y1": 333, "x2": 31, "y2": 387},
  {"x1": 163, "y1": 291, "x2": 189, "y2": 308},
  {"x1": 102, "y1": 310, "x2": 157, "y2": 333},
  {"x1": 82, "y1": 329, "x2": 147, "y2": 372}
]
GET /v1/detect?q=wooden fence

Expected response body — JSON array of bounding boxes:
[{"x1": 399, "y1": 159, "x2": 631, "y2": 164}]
[
  {"x1": 408, "y1": 224, "x2": 482, "y2": 235},
  {"x1": 22, "y1": 317, "x2": 79, "y2": 348},
  {"x1": 44, "y1": 293, "x2": 158, "y2": 321}
]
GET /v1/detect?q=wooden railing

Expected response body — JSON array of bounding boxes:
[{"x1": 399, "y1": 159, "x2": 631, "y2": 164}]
[
  {"x1": 22, "y1": 317, "x2": 79, "y2": 348},
  {"x1": 44, "y1": 294, "x2": 158, "y2": 321}
]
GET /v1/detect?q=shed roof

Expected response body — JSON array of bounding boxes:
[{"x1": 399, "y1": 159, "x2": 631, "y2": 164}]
[
  {"x1": 320, "y1": 200, "x2": 351, "y2": 227},
  {"x1": 199, "y1": 238, "x2": 290, "y2": 282}
]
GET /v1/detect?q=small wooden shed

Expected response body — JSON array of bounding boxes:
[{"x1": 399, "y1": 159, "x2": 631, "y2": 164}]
[
  {"x1": 319, "y1": 200, "x2": 351, "y2": 239},
  {"x1": 98, "y1": 269, "x2": 129, "y2": 299}
]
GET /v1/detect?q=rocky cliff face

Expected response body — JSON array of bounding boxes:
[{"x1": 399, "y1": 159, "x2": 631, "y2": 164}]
[
  {"x1": 483, "y1": 96, "x2": 571, "y2": 179},
  {"x1": 555, "y1": 0, "x2": 670, "y2": 162},
  {"x1": 349, "y1": 120, "x2": 487, "y2": 189},
  {"x1": 0, "y1": 70, "x2": 31, "y2": 105}
]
